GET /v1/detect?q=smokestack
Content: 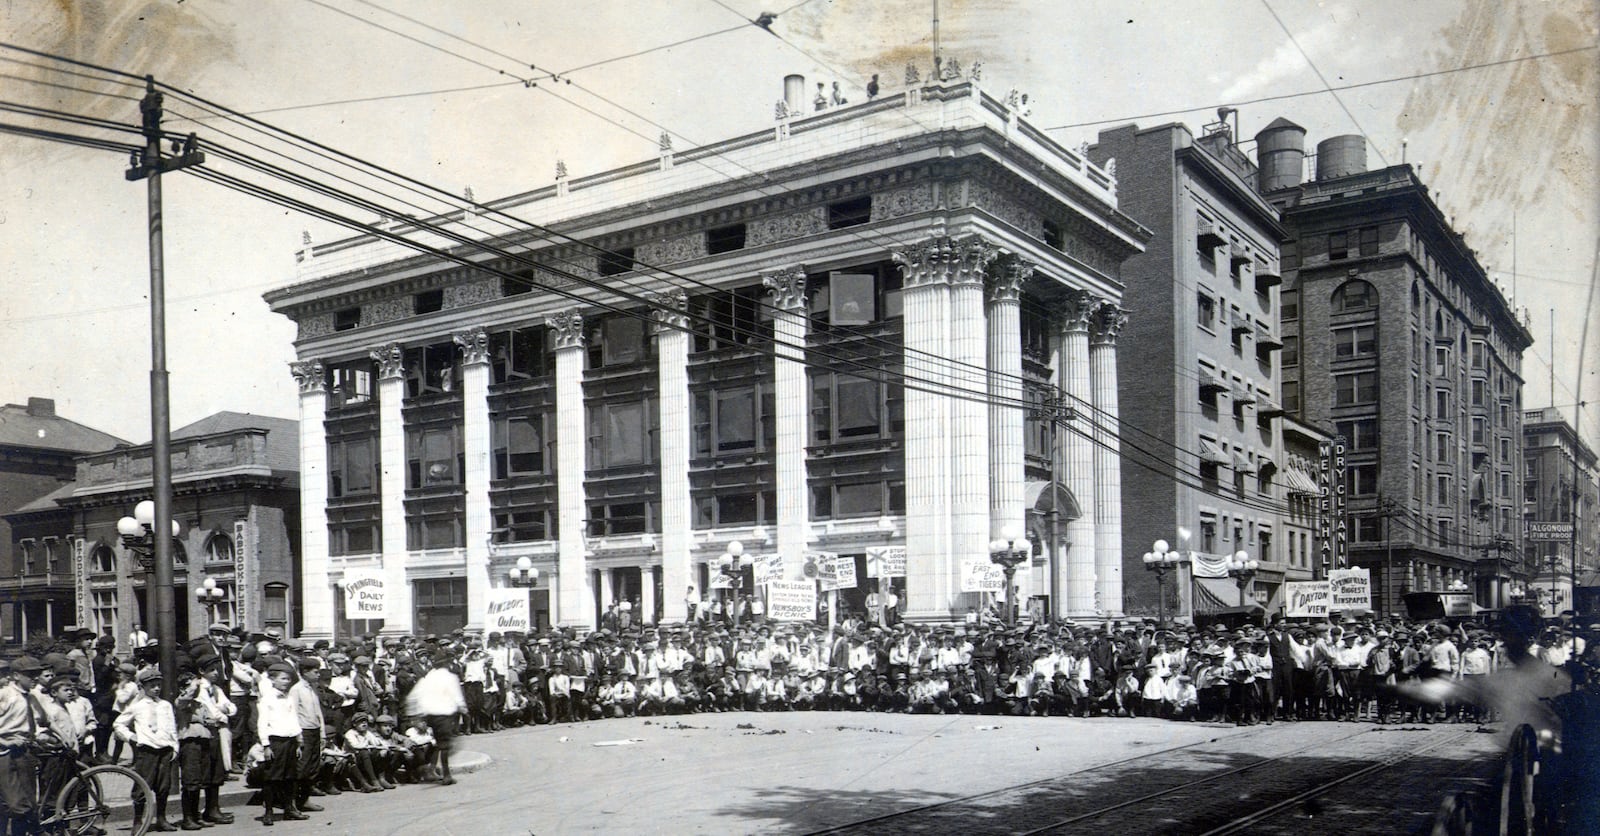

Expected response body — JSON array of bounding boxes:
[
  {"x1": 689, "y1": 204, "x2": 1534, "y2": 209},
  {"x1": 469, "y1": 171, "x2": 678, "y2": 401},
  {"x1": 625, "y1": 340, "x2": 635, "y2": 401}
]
[
  {"x1": 783, "y1": 74, "x2": 806, "y2": 115},
  {"x1": 26, "y1": 397, "x2": 55, "y2": 417}
]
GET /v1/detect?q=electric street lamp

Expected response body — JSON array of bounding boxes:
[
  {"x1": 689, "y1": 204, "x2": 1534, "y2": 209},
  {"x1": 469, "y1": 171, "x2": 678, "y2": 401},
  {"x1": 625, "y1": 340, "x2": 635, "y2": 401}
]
[
  {"x1": 195, "y1": 577, "x2": 226, "y2": 625},
  {"x1": 117, "y1": 499, "x2": 181, "y2": 697},
  {"x1": 509, "y1": 556, "x2": 541, "y2": 587},
  {"x1": 717, "y1": 541, "x2": 753, "y2": 630},
  {"x1": 988, "y1": 523, "x2": 1031, "y2": 626},
  {"x1": 1141, "y1": 540, "x2": 1185, "y2": 627},
  {"x1": 1227, "y1": 550, "x2": 1260, "y2": 607}
]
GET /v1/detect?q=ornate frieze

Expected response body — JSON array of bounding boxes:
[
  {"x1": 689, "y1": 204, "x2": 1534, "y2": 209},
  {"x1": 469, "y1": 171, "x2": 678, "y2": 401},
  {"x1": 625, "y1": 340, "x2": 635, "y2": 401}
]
[
  {"x1": 650, "y1": 291, "x2": 691, "y2": 333},
  {"x1": 364, "y1": 296, "x2": 409, "y2": 326},
  {"x1": 369, "y1": 343, "x2": 405, "y2": 379},
  {"x1": 444, "y1": 278, "x2": 499, "y2": 308},
  {"x1": 298, "y1": 313, "x2": 335, "y2": 340},
  {"x1": 746, "y1": 208, "x2": 827, "y2": 247},
  {"x1": 547, "y1": 309, "x2": 586, "y2": 350},
  {"x1": 636, "y1": 232, "x2": 708, "y2": 266},
  {"x1": 968, "y1": 181, "x2": 1045, "y2": 240},
  {"x1": 762, "y1": 268, "x2": 808, "y2": 312},
  {"x1": 870, "y1": 183, "x2": 936, "y2": 222},
  {"x1": 453, "y1": 326, "x2": 491, "y2": 365},
  {"x1": 290, "y1": 359, "x2": 326, "y2": 394}
]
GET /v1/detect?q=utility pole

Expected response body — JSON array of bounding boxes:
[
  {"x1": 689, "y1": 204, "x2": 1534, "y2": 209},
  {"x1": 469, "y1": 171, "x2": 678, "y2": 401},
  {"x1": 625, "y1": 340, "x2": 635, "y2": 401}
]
[
  {"x1": 125, "y1": 76, "x2": 204, "y2": 700},
  {"x1": 1378, "y1": 494, "x2": 1399, "y2": 617}
]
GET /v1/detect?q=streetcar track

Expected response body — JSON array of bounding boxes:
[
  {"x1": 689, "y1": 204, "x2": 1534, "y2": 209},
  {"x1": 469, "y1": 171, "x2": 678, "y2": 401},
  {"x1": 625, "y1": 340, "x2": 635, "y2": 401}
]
[{"x1": 798, "y1": 722, "x2": 1295, "y2": 835}]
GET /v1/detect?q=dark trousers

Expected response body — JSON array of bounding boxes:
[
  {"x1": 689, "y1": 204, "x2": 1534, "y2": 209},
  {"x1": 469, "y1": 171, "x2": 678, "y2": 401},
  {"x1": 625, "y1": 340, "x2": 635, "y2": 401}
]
[
  {"x1": 38, "y1": 750, "x2": 78, "y2": 821},
  {"x1": 295, "y1": 728, "x2": 322, "y2": 800},
  {"x1": 231, "y1": 696, "x2": 257, "y2": 764},
  {"x1": 131, "y1": 744, "x2": 174, "y2": 822},
  {"x1": 1, "y1": 747, "x2": 41, "y2": 828}
]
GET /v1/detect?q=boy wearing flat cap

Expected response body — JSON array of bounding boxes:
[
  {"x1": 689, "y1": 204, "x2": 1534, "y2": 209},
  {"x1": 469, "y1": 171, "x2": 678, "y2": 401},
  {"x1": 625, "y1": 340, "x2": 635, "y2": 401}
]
[{"x1": 113, "y1": 666, "x2": 180, "y2": 831}]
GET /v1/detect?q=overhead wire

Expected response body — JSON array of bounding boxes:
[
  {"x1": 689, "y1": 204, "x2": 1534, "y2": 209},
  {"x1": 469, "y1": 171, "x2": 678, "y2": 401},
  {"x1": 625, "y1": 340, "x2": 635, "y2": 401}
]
[{"x1": 1258, "y1": 0, "x2": 1388, "y2": 167}]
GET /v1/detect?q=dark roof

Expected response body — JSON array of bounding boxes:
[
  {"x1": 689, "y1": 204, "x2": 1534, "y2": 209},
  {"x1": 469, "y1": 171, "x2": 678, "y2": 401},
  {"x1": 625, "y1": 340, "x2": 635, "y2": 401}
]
[
  {"x1": 0, "y1": 401, "x2": 126, "y2": 454},
  {"x1": 1260, "y1": 117, "x2": 1304, "y2": 132},
  {"x1": 8, "y1": 481, "x2": 76, "y2": 515},
  {"x1": 170, "y1": 412, "x2": 299, "y2": 474}
]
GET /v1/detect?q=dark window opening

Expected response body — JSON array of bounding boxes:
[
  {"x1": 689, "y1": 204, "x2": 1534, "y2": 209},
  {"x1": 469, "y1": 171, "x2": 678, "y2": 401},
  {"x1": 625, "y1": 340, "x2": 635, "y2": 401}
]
[
  {"x1": 414, "y1": 289, "x2": 444, "y2": 315},
  {"x1": 693, "y1": 285, "x2": 771, "y2": 353},
  {"x1": 707, "y1": 223, "x2": 748, "y2": 254},
  {"x1": 828, "y1": 196, "x2": 873, "y2": 230},
  {"x1": 598, "y1": 246, "x2": 635, "y2": 277},
  {"x1": 334, "y1": 308, "x2": 361, "y2": 331},
  {"x1": 502, "y1": 269, "x2": 535, "y2": 296},
  {"x1": 587, "y1": 315, "x2": 651, "y2": 369},
  {"x1": 491, "y1": 327, "x2": 554, "y2": 383},
  {"x1": 1043, "y1": 219, "x2": 1064, "y2": 251},
  {"x1": 404, "y1": 343, "x2": 460, "y2": 398}
]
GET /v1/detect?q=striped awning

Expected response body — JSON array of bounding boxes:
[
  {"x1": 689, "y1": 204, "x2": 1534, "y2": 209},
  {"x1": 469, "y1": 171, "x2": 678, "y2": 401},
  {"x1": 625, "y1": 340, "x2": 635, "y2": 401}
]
[
  {"x1": 1233, "y1": 451, "x2": 1257, "y2": 474},
  {"x1": 1283, "y1": 465, "x2": 1320, "y2": 495},
  {"x1": 1198, "y1": 437, "x2": 1229, "y2": 465}
]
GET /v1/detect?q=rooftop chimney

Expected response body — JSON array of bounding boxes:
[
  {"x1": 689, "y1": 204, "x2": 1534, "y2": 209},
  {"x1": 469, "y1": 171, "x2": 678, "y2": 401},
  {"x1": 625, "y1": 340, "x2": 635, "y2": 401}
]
[
  {"x1": 26, "y1": 397, "x2": 55, "y2": 417},
  {"x1": 783, "y1": 74, "x2": 806, "y2": 116}
]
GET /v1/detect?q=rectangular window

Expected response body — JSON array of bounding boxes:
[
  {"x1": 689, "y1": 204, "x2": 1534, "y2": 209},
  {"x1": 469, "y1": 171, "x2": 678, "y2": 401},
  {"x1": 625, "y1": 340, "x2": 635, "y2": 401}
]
[
  {"x1": 1471, "y1": 340, "x2": 1487, "y2": 369},
  {"x1": 1197, "y1": 292, "x2": 1216, "y2": 330},
  {"x1": 19, "y1": 540, "x2": 34, "y2": 574},
  {"x1": 492, "y1": 414, "x2": 551, "y2": 478},
  {"x1": 327, "y1": 361, "x2": 374, "y2": 408},
  {"x1": 1335, "y1": 418, "x2": 1379, "y2": 450},
  {"x1": 491, "y1": 327, "x2": 553, "y2": 382},
  {"x1": 1282, "y1": 380, "x2": 1299, "y2": 413},
  {"x1": 1042, "y1": 219, "x2": 1064, "y2": 250},
  {"x1": 334, "y1": 307, "x2": 360, "y2": 331},
  {"x1": 406, "y1": 426, "x2": 462, "y2": 488},
  {"x1": 92, "y1": 590, "x2": 117, "y2": 637},
  {"x1": 1349, "y1": 463, "x2": 1379, "y2": 495},
  {"x1": 828, "y1": 196, "x2": 872, "y2": 229},
  {"x1": 1359, "y1": 226, "x2": 1379, "y2": 257},
  {"x1": 588, "y1": 399, "x2": 658, "y2": 469},
  {"x1": 1333, "y1": 324, "x2": 1376, "y2": 358},
  {"x1": 1329, "y1": 231, "x2": 1350, "y2": 260},
  {"x1": 836, "y1": 376, "x2": 881, "y2": 437},
  {"x1": 1471, "y1": 416, "x2": 1487, "y2": 445},
  {"x1": 414, "y1": 289, "x2": 444, "y2": 314},
  {"x1": 493, "y1": 509, "x2": 552, "y2": 543},
  {"x1": 405, "y1": 343, "x2": 460, "y2": 398},
  {"x1": 1334, "y1": 372, "x2": 1377, "y2": 406},
  {"x1": 1281, "y1": 290, "x2": 1298, "y2": 321},
  {"x1": 587, "y1": 502, "x2": 653, "y2": 536},
  {"x1": 408, "y1": 514, "x2": 463, "y2": 550},
  {"x1": 1354, "y1": 515, "x2": 1381, "y2": 541},
  {"x1": 831, "y1": 273, "x2": 876, "y2": 326},
  {"x1": 329, "y1": 437, "x2": 377, "y2": 497},
  {"x1": 1436, "y1": 389, "x2": 1450, "y2": 417},
  {"x1": 1199, "y1": 519, "x2": 1217, "y2": 552},
  {"x1": 1281, "y1": 335, "x2": 1299, "y2": 367},
  {"x1": 1499, "y1": 437, "x2": 1511, "y2": 460},
  {"x1": 587, "y1": 315, "x2": 650, "y2": 368},
  {"x1": 598, "y1": 246, "x2": 635, "y2": 277},
  {"x1": 502, "y1": 269, "x2": 534, "y2": 297},
  {"x1": 706, "y1": 223, "x2": 748, "y2": 254},
  {"x1": 693, "y1": 285, "x2": 771, "y2": 353}
]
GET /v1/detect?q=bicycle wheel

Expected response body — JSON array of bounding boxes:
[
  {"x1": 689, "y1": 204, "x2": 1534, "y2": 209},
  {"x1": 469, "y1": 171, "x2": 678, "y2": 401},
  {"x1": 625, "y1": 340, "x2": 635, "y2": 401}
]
[{"x1": 55, "y1": 764, "x2": 154, "y2": 836}]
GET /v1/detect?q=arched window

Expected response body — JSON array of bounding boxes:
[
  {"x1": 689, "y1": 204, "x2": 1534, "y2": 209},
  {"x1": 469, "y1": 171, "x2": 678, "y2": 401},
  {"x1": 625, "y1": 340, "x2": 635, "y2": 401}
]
[
  {"x1": 1331, "y1": 279, "x2": 1377, "y2": 313},
  {"x1": 92, "y1": 545, "x2": 116, "y2": 574},
  {"x1": 206, "y1": 533, "x2": 234, "y2": 564}
]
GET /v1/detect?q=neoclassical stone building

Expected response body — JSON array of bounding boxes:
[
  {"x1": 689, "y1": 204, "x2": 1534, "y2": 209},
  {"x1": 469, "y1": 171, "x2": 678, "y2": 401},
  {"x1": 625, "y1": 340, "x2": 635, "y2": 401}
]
[{"x1": 266, "y1": 75, "x2": 1146, "y2": 636}]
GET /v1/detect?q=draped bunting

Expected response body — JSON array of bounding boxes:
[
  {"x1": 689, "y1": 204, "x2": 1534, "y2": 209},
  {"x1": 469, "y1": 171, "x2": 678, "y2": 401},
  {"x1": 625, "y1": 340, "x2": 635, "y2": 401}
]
[{"x1": 1190, "y1": 551, "x2": 1233, "y2": 579}]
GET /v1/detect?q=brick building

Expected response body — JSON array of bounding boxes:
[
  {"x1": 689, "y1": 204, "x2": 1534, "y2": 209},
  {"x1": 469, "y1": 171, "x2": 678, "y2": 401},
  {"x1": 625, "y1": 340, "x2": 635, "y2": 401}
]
[
  {"x1": 1090, "y1": 115, "x2": 1298, "y2": 619},
  {"x1": 265, "y1": 75, "x2": 1148, "y2": 637},
  {"x1": 1521, "y1": 406, "x2": 1598, "y2": 612},
  {"x1": 5, "y1": 412, "x2": 300, "y2": 650},
  {"x1": 0, "y1": 397, "x2": 124, "y2": 643},
  {"x1": 1260, "y1": 120, "x2": 1533, "y2": 614}
]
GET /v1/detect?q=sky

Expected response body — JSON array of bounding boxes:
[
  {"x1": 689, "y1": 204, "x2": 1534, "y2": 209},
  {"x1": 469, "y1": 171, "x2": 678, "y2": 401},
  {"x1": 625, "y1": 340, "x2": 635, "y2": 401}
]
[{"x1": 1, "y1": 0, "x2": 1596, "y2": 447}]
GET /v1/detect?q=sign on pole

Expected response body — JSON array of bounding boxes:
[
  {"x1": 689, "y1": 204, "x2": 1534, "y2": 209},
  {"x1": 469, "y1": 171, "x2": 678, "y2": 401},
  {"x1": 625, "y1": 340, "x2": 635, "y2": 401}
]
[
  {"x1": 1285, "y1": 580, "x2": 1331, "y2": 618},
  {"x1": 866, "y1": 547, "x2": 906, "y2": 578},
  {"x1": 483, "y1": 588, "x2": 530, "y2": 632},
  {"x1": 1328, "y1": 567, "x2": 1372, "y2": 612},
  {"x1": 765, "y1": 580, "x2": 817, "y2": 621},
  {"x1": 752, "y1": 553, "x2": 785, "y2": 586},
  {"x1": 820, "y1": 555, "x2": 858, "y2": 591},
  {"x1": 342, "y1": 570, "x2": 389, "y2": 619},
  {"x1": 1526, "y1": 521, "x2": 1575, "y2": 542},
  {"x1": 959, "y1": 559, "x2": 1005, "y2": 593}
]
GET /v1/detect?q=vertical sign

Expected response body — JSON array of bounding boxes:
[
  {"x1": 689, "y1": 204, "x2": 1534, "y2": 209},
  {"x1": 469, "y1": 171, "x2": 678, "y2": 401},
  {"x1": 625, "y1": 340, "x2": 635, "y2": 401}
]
[
  {"x1": 234, "y1": 519, "x2": 250, "y2": 630},
  {"x1": 1317, "y1": 439, "x2": 1332, "y2": 577},
  {"x1": 1333, "y1": 436, "x2": 1348, "y2": 570},
  {"x1": 73, "y1": 537, "x2": 89, "y2": 629}
]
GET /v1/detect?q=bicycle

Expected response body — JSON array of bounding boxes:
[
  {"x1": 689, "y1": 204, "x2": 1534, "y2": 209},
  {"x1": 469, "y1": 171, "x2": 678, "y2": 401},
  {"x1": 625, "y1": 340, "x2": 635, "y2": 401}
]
[{"x1": 36, "y1": 757, "x2": 154, "y2": 836}]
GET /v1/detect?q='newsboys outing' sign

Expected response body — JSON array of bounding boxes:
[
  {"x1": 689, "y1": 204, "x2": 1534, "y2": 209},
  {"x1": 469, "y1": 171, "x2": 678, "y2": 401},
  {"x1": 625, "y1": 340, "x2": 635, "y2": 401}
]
[
  {"x1": 483, "y1": 588, "x2": 530, "y2": 632},
  {"x1": 342, "y1": 570, "x2": 388, "y2": 618}
]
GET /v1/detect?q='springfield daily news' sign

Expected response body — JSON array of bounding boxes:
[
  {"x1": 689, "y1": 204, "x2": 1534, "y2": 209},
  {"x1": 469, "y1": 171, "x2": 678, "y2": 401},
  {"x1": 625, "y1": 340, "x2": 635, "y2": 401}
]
[{"x1": 342, "y1": 570, "x2": 388, "y2": 619}]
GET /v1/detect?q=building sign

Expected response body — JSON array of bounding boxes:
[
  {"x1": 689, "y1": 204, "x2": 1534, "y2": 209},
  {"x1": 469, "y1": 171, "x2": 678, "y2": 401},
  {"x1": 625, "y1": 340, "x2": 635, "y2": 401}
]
[
  {"x1": 765, "y1": 580, "x2": 817, "y2": 621},
  {"x1": 342, "y1": 570, "x2": 388, "y2": 618},
  {"x1": 866, "y1": 547, "x2": 906, "y2": 578},
  {"x1": 483, "y1": 588, "x2": 530, "y2": 632},
  {"x1": 1317, "y1": 437, "x2": 1350, "y2": 575},
  {"x1": 1328, "y1": 568, "x2": 1371, "y2": 611},
  {"x1": 1526, "y1": 521, "x2": 1574, "y2": 542},
  {"x1": 1285, "y1": 581, "x2": 1330, "y2": 618},
  {"x1": 960, "y1": 559, "x2": 1006, "y2": 593},
  {"x1": 234, "y1": 519, "x2": 250, "y2": 629},
  {"x1": 73, "y1": 537, "x2": 89, "y2": 628}
]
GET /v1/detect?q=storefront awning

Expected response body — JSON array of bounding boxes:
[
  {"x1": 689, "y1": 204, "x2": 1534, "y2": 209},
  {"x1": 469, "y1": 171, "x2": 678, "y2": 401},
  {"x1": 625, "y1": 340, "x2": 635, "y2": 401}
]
[
  {"x1": 1233, "y1": 451, "x2": 1257, "y2": 474},
  {"x1": 1197, "y1": 437, "x2": 1229, "y2": 465},
  {"x1": 1283, "y1": 465, "x2": 1320, "y2": 495}
]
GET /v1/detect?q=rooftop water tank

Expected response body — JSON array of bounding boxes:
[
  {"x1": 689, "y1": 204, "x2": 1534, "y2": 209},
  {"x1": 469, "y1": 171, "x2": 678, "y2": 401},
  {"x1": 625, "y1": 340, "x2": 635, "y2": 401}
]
[
  {"x1": 1255, "y1": 117, "x2": 1306, "y2": 192},
  {"x1": 1316, "y1": 135, "x2": 1368, "y2": 180}
]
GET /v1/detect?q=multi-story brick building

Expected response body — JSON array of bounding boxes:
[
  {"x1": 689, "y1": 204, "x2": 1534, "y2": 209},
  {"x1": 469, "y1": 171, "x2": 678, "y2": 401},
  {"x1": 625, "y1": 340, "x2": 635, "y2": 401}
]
[
  {"x1": 5, "y1": 412, "x2": 300, "y2": 650},
  {"x1": 1090, "y1": 114, "x2": 1297, "y2": 619},
  {"x1": 265, "y1": 74, "x2": 1148, "y2": 637},
  {"x1": 1521, "y1": 406, "x2": 1598, "y2": 612},
  {"x1": 1260, "y1": 120, "x2": 1533, "y2": 614},
  {"x1": 0, "y1": 397, "x2": 125, "y2": 643}
]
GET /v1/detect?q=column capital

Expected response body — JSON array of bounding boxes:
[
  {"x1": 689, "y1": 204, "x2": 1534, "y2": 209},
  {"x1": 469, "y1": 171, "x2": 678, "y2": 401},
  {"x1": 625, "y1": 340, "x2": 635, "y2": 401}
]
[
  {"x1": 453, "y1": 326, "x2": 491, "y2": 365},
  {"x1": 892, "y1": 235, "x2": 999, "y2": 289},
  {"x1": 1056, "y1": 290, "x2": 1103, "y2": 334},
  {"x1": 986, "y1": 255, "x2": 1034, "y2": 304},
  {"x1": 650, "y1": 291, "x2": 691, "y2": 333},
  {"x1": 1091, "y1": 303, "x2": 1128, "y2": 346},
  {"x1": 290, "y1": 359, "x2": 325, "y2": 394},
  {"x1": 546, "y1": 308, "x2": 586, "y2": 350},
  {"x1": 369, "y1": 343, "x2": 405, "y2": 380},
  {"x1": 762, "y1": 268, "x2": 808, "y2": 312}
]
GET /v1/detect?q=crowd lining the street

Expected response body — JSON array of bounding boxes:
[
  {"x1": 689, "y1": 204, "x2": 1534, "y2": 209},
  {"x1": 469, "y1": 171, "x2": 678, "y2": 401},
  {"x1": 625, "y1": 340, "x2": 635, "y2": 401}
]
[{"x1": 1, "y1": 603, "x2": 1593, "y2": 833}]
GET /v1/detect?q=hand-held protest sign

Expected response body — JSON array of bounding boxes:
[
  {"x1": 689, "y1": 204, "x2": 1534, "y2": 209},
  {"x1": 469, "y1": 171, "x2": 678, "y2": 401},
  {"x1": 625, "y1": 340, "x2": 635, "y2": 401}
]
[
  {"x1": 818, "y1": 553, "x2": 858, "y2": 591},
  {"x1": 866, "y1": 546, "x2": 906, "y2": 579},
  {"x1": 1327, "y1": 568, "x2": 1371, "y2": 612},
  {"x1": 765, "y1": 580, "x2": 818, "y2": 621},
  {"x1": 959, "y1": 559, "x2": 1005, "y2": 593},
  {"x1": 1284, "y1": 581, "x2": 1330, "y2": 618},
  {"x1": 342, "y1": 570, "x2": 389, "y2": 619},
  {"x1": 484, "y1": 588, "x2": 531, "y2": 632}
]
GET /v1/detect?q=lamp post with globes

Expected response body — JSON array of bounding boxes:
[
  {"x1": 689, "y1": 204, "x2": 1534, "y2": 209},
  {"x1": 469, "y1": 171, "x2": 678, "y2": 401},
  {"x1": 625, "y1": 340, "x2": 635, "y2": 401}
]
[
  {"x1": 717, "y1": 541, "x2": 753, "y2": 630},
  {"x1": 195, "y1": 577, "x2": 226, "y2": 626},
  {"x1": 988, "y1": 524, "x2": 1031, "y2": 626},
  {"x1": 1141, "y1": 540, "x2": 1185, "y2": 628},
  {"x1": 1227, "y1": 551, "x2": 1260, "y2": 607},
  {"x1": 117, "y1": 499, "x2": 181, "y2": 697},
  {"x1": 509, "y1": 556, "x2": 540, "y2": 631}
]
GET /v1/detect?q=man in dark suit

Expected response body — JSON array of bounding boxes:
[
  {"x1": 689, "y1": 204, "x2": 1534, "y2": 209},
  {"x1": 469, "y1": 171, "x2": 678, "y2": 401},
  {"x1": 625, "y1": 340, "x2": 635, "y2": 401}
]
[{"x1": 1266, "y1": 616, "x2": 1297, "y2": 721}]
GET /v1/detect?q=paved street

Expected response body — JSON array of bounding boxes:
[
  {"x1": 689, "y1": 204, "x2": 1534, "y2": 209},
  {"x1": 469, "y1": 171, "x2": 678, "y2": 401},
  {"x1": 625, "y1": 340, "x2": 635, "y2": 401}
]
[{"x1": 184, "y1": 713, "x2": 1502, "y2": 835}]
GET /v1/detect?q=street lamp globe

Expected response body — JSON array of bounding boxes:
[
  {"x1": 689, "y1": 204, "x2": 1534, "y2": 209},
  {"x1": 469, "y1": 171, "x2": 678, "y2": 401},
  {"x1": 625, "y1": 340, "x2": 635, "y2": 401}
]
[
  {"x1": 116, "y1": 516, "x2": 144, "y2": 537},
  {"x1": 134, "y1": 500, "x2": 156, "y2": 526},
  {"x1": 1152, "y1": 539, "x2": 1169, "y2": 556}
]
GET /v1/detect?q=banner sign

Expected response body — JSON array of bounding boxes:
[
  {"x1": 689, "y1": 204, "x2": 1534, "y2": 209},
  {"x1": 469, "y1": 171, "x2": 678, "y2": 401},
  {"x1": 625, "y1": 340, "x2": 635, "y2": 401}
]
[
  {"x1": 1190, "y1": 551, "x2": 1229, "y2": 579},
  {"x1": 483, "y1": 588, "x2": 530, "y2": 632},
  {"x1": 960, "y1": 559, "x2": 1006, "y2": 593},
  {"x1": 1328, "y1": 567, "x2": 1371, "y2": 611},
  {"x1": 342, "y1": 570, "x2": 389, "y2": 619},
  {"x1": 820, "y1": 554, "x2": 858, "y2": 592},
  {"x1": 752, "y1": 553, "x2": 785, "y2": 586},
  {"x1": 1285, "y1": 581, "x2": 1331, "y2": 618},
  {"x1": 1442, "y1": 594, "x2": 1474, "y2": 617},
  {"x1": 1526, "y1": 521, "x2": 1574, "y2": 542},
  {"x1": 709, "y1": 572, "x2": 732, "y2": 589},
  {"x1": 765, "y1": 580, "x2": 817, "y2": 621},
  {"x1": 866, "y1": 547, "x2": 906, "y2": 578}
]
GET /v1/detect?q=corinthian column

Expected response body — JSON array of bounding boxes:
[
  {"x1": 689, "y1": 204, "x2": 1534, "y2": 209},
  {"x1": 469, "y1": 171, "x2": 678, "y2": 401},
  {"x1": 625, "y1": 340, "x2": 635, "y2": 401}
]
[
  {"x1": 763, "y1": 268, "x2": 809, "y2": 580},
  {"x1": 653, "y1": 292, "x2": 692, "y2": 622},
  {"x1": 548, "y1": 309, "x2": 591, "y2": 628},
  {"x1": 948, "y1": 238, "x2": 998, "y2": 612},
  {"x1": 1056, "y1": 293, "x2": 1098, "y2": 617},
  {"x1": 893, "y1": 237, "x2": 966, "y2": 621},
  {"x1": 291, "y1": 360, "x2": 332, "y2": 639},
  {"x1": 456, "y1": 327, "x2": 492, "y2": 630},
  {"x1": 1091, "y1": 304, "x2": 1128, "y2": 617},
  {"x1": 370, "y1": 343, "x2": 413, "y2": 633},
  {"x1": 987, "y1": 257, "x2": 1031, "y2": 564}
]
